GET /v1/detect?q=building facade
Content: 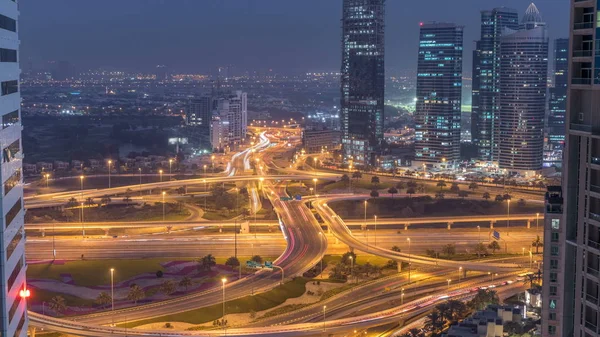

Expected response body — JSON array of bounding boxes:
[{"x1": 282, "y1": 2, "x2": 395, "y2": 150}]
[
  {"x1": 414, "y1": 22, "x2": 464, "y2": 165},
  {"x1": 340, "y1": 0, "x2": 385, "y2": 167},
  {"x1": 0, "y1": 0, "x2": 28, "y2": 336},
  {"x1": 212, "y1": 90, "x2": 247, "y2": 151},
  {"x1": 497, "y1": 3, "x2": 548, "y2": 174},
  {"x1": 187, "y1": 96, "x2": 213, "y2": 128},
  {"x1": 544, "y1": 38, "x2": 569, "y2": 167},
  {"x1": 471, "y1": 8, "x2": 519, "y2": 161},
  {"x1": 541, "y1": 1, "x2": 600, "y2": 336},
  {"x1": 302, "y1": 129, "x2": 341, "y2": 154}
]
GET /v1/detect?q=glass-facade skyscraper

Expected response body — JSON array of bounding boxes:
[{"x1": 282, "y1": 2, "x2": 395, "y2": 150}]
[
  {"x1": 340, "y1": 0, "x2": 385, "y2": 168},
  {"x1": 471, "y1": 7, "x2": 519, "y2": 162},
  {"x1": 544, "y1": 38, "x2": 569, "y2": 167},
  {"x1": 414, "y1": 22, "x2": 464, "y2": 164}
]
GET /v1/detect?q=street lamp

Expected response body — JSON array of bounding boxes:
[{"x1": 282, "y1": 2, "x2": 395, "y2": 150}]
[
  {"x1": 407, "y1": 238, "x2": 411, "y2": 284},
  {"x1": 401, "y1": 288, "x2": 405, "y2": 305},
  {"x1": 536, "y1": 212, "x2": 540, "y2": 231},
  {"x1": 81, "y1": 202, "x2": 85, "y2": 238},
  {"x1": 203, "y1": 179, "x2": 207, "y2": 212},
  {"x1": 162, "y1": 191, "x2": 166, "y2": 222},
  {"x1": 447, "y1": 279, "x2": 451, "y2": 292},
  {"x1": 107, "y1": 160, "x2": 112, "y2": 188},
  {"x1": 110, "y1": 268, "x2": 115, "y2": 326},
  {"x1": 477, "y1": 225, "x2": 481, "y2": 244},
  {"x1": 374, "y1": 215, "x2": 378, "y2": 247},
  {"x1": 211, "y1": 155, "x2": 215, "y2": 172},
  {"x1": 45, "y1": 173, "x2": 50, "y2": 188},
  {"x1": 322, "y1": 305, "x2": 327, "y2": 333},
  {"x1": 349, "y1": 256, "x2": 354, "y2": 283},
  {"x1": 506, "y1": 199, "x2": 511, "y2": 235},
  {"x1": 203, "y1": 164, "x2": 207, "y2": 176},
  {"x1": 363, "y1": 200, "x2": 368, "y2": 233},
  {"x1": 458, "y1": 266, "x2": 463, "y2": 282},
  {"x1": 159, "y1": 169, "x2": 163, "y2": 183},
  {"x1": 138, "y1": 168, "x2": 142, "y2": 196},
  {"x1": 169, "y1": 159, "x2": 173, "y2": 176},
  {"x1": 529, "y1": 250, "x2": 533, "y2": 269},
  {"x1": 313, "y1": 178, "x2": 318, "y2": 197},
  {"x1": 221, "y1": 278, "x2": 227, "y2": 327},
  {"x1": 522, "y1": 247, "x2": 525, "y2": 256}
]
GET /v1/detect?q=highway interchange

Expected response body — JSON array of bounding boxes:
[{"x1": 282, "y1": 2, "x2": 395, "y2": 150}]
[{"x1": 26, "y1": 130, "x2": 540, "y2": 336}]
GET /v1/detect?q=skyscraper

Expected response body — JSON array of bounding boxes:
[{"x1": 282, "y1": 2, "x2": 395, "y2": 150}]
[
  {"x1": 187, "y1": 96, "x2": 213, "y2": 128},
  {"x1": 213, "y1": 90, "x2": 247, "y2": 151},
  {"x1": 471, "y1": 8, "x2": 519, "y2": 161},
  {"x1": 340, "y1": 0, "x2": 385, "y2": 167},
  {"x1": 542, "y1": 1, "x2": 600, "y2": 336},
  {"x1": 0, "y1": 1, "x2": 28, "y2": 336},
  {"x1": 496, "y1": 3, "x2": 548, "y2": 174},
  {"x1": 544, "y1": 38, "x2": 569, "y2": 167},
  {"x1": 414, "y1": 22, "x2": 464, "y2": 165}
]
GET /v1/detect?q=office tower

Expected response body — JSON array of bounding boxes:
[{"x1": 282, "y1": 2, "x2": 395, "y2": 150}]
[
  {"x1": 340, "y1": 0, "x2": 385, "y2": 167},
  {"x1": 414, "y1": 22, "x2": 464, "y2": 165},
  {"x1": 214, "y1": 91, "x2": 247, "y2": 150},
  {"x1": 187, "y1": 96, "x2": 213, "y2": 128},
  {"x1": 544, "y1": 38, "x2": 569, "y2": 167},
  {"x1": 471, "y1": 8, "x2": 519, "y2": 161},
  {"x1": 155, "y1": 65, "x2": 168, "y2": 81},
  {"x1": 496, "y1": 3, "x2": 548, "y2": 174},
  {"x1": 542, "y1": 1, "x2": 600, "y2": 336},
  {"x1": 0, "y1": 1, "x2": 28, "y2": 336}
]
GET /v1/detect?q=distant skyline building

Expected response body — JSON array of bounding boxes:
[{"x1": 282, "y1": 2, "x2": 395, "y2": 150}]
[
  {"x1": 212, "y1": 90, "x2": 247, "y2": 151},
  {"x1": 542, "y1": 1, "x2": 600, "y2": 336},
  {"x1": 471, "y1": 7, "x2": 519, "y2": 161},
  {"x1": 340, "y1": 0, "x2": 385, "y2": 167},
  {"x1": 0, "y1": 0, "x2": 28, "y2": 336},
  {"x1": 544, "y1": 38, "x2": 569, "y2": 167},
  {"x1": 414, "y1": 22, "x2": 464, "y2": 165},
  {"x1": 496, "y1": 3, "x2": 548, "y2": 174}
]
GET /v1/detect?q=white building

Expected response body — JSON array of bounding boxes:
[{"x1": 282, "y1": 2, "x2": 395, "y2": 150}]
[
  {"x1": 210, "y1": 116, "x2": 227, "y2": 151},
  {"x1": 0, "y1": 1, "x2": 28, "y2": 336},
  {"x1": 443, "y1": 305, "x2": 522, "y2": 337},
  {"x1": 214, "y1": 91, "x2": 247, "y2": 150}
]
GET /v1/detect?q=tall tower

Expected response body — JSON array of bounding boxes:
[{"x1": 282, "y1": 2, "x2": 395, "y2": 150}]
[
  {"x1": 0, "y1": 0, "x2": 28, "y2": 336},
  {"x1": 414, "y1": 22, "x2": 464, "y2": 165},
  {"x1": 542, "y1": 1, "x2": 600, "y2": 336},
  {"x1": 497, "y1": 3, "x2": 549, "y2": 174},
  {"x1": 544, "y1": 38, "x2": 569, "y2": 167},
  {"x1": 340, "y1": 0, "x2": 385, "y2": 167},
  {"x1": 471, "y1": 8, "x2": 519, "y2": 161}
]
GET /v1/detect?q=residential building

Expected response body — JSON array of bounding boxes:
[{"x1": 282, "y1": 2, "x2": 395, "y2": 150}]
[
  {"x1": 214, "y1": 90, "x2": 247, "y2": 150},
  {"x1": 443, "y1": 305, "x2": 522, "y2": 337},
  {"x1": 544, "y1": 38, "x2": 569, "y2": 167},
  {"x1": 340, "y1": 0, "x2": 385, "y2": 167},
  {"x1": 211, "y1": 116, "x2": 227, "y2": 151},
  {"x1": 414, "y1": 22, "x2": 464, "y2": 165},
  {"x1": 187, "y1": 96, "x2": 213, "y2": 128},
  {"x1": 541, "y1": 1, "x2": 600, "y2": 336},
  {"x1": 471, "y1": 7, "x2": 519, "y2": 161},
  {"x1": 497, "y1": 3, "x2": 548, "y2": 174},
  {"x1": 0, "y1": 0, "x2": 28, "y2": 336}
]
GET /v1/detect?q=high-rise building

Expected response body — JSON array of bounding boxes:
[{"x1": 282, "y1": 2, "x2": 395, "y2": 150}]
[
  {"x1": 0, "y1": 1, "x2": 28, "y2": 336},
  {"x1": 340, "y1": 0, "x2": 385, "y2": 167},
  {"x1": 414, "y1": 22, "x2": 464, "y2": 165},
  {"x1": 471, "y1": 8, "x2": 519, "y2": 161},
  {"x1": 187, "y1": 96, "x2": 213, "y2": 128},
  {"x1": 213, "y1": 91, "x2": 247, "y2": 150},
  {"x1": 544, "y1": 38, "x2": 569, "y2": 167},
  {"x1": 496, "y1": 3, "x2": 548, "y2": 174},
  {"x1": 541, "y1": 1, "x2": 600, "y2": 336}
]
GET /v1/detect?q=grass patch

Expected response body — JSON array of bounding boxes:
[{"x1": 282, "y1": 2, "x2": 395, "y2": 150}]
[
  {"x1": 29, "y1": 288, "x2": 96, "y2": 307},
  {"x1": 27, "y1": 203, "x2": 190, "y2": 223},
  {"x1": 257, "y1": 303, "x2": 308, "y2": 320},
  {"x1": 120, "y1": 277, "x2": 309, "y2": 327}
]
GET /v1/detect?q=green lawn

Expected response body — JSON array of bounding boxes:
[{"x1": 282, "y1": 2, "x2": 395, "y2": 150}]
[
  {"x1": 31, "y1": 288, "x2": 96, "y2": 307},
  {"x1": 320, "y1": 178, "x2": 393, "y2": 193},
  {"x1": 121, "y1": 277, "x2": 309, "y2": 327},
  {"x1": 27, "y1": 203, "x2": 190, "y2": 223}
]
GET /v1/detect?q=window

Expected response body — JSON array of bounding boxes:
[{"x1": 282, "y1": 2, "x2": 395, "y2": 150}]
[
  {"x1": 5, "y1": 197, "x2": 21, "y2": 228},
  {"x1": 0, "y1": 48, "x2": 16, "y2": 62},
  {"x1": 551, "y1": 245, "x2": 560, "y2": 256},
  {"x1": 550, "y1": 285, "x2": 557, "y2": 296},
  {"x1": 549, "y1": 312, "x2": 556, "y2": 321},
  {"x1": 3, "y1": 139, "x2": 19, "y2": 163},
  {"x1": 6, "y1": 230, "x2": 22, "y2": 260},
  {"x1": 550, "y1": 272, "x2": 558, "y2": 282},
  {"x1": 4, "y1": 169, "x2": 20, "y2": 195},
  {"x1": 551, "y1": 259, "x2": 559, "y2": 269},
  {"x1": 8, "y1": 296, "x2": 20, "y2": 324},
  {"x1": 0, "y1": 13, "x2": 16, "y2": 32},
  {"x1": 548, "y1": 325, "x2": 556, "y2": 335},
  {"x1": 552, "y1": 219, "x2": 560, "y2": 230},
  {"x1": 7, "y1": 259, "x2": 22, "y2": 292},
  {"x1": 2, "y1": 110, "x2": 19, "y2": 129},
  {"x1": 1, "y1": 80, "x2": 18, "y2": 95},
  {"x1": 552, "y1": 232, "x2": 559, "y2": 242}
]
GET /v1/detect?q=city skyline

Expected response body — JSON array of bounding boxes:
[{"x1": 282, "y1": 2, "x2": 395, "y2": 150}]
[{"x1": 20, "y1": 0, "x2": 569, "y2": 74}]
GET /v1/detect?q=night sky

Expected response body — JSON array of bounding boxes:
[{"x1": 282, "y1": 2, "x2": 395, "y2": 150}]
[{"x1": 20, "y1": 0, "x2": 569, "y2": 74}]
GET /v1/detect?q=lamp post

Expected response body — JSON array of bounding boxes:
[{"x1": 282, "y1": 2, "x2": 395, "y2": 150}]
[
  {"x1": 138, "y1": 168, "x2": 142, "y2": 196},
  {"x1": 81, "y1": 202, "x2": 85, "y2": 238},
  {"x1": 374, "y1": 215, "x2": 378, "y2": 247},
  {"x1": 79, "y1": 175, "x2": 84, "y2": 237},
  {"x1": 107, "y1": 160, "x2": 112, "y2": 188},
  {"x1": 529, "y1": 250, "x2": 533, "y2": 269},
  {"x1": 169, "y1": 159, "x2": 173, "y2": 176},
  {"x1": 110, "y1": 268, "x2": 115, "y2": 326},
  {"x1": 211, "y1": 155, "x2": 215, "y2": 172},
  {"x1": 162, "y1": 191, "x2": 166, "y2": 222},
  {"x1": 507, "y1": 199, "x2": 511, "y2": 235},
  {"x1": 401, "y1": 288, "x2": 405, "y2": 305},
  {"x1": 203, "y1": 164, "x2": 207, "y2": 176},
  {"x1": 203, "y1": 179, "x2": 207, "y2": 212},
  {"x1": 322, "y1": 305, "x2": 327, "y2": 333},
  {"x1": 477, "y1": 225, "x2": 481, "y2": 244},
  {"x1": 45, "y1": 173, "x2": 50, "y2": 188},
  {"x1": 522, "y1": 247, "x2": 525, "y2": 256},
  {"x1": 349, "y1": 256, "x2": 354, "y2": 283},
  {"x1": 313, "y1": 178, "x2": 318, "y2": 197},
  {"x1": 363, "y1": 200, "x2": 367, "y2": 233},
  {"x1": 159, "y1": 169, "x2": 163, "y2": 183},
  {"x1": 458, "y1": 266, "x2": 463, "y2": 282},
  {"x1": 536, "y1": 212, "x2": 539, "y2": 231},
  {"x1": 407, "y1": 238, "x2": 411, "y2": 284},
  {"x1": 318, "y1": 232, "x2": 324, "y2": 278},
  {"x1": 447, "y1": 279, "x2": 451, "y2": 292},
  {"x1": 221, "y1": 278, "x2": 227, "y2": 327}
]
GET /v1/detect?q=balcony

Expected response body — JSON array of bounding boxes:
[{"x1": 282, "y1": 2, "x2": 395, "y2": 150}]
[
  {"x1": 586, "y1": 294, "x2": 599, "y2": 305},
  {"x1": 593, "y1": 157, "x2": 600, "y2": 165},
  {"x1": 574, "y1": 50, "x2": 594, "y2": 58},
  {"x1": 571, "y1": 123, "x2": 592, "y2": 132},
  {"x1": 591, "y1": 185, "x2": 600, "y2": 194},
  {"x1": 590, "y1": 212, "x2": 600, "y2": 223},
  {"x1": 588, "y1": 239, "x2": 600, "y2": 250},
  {"x1": 574, "y1": 22, "x2": 595, "y2": 30},
  {"x1": 573, "y1": 77, "x2": 592, "y2": 85},
  {"x1": 587, "y1": 266, "x2": 600, "y2": 277},
  {"x1": 585, "y1": 320, "x2": 597, "y2": 332}
]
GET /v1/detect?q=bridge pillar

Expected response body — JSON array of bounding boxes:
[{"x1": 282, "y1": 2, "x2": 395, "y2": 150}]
[
  {"x1": 490, "y1": 221, "x2": 495, "y2": 229},
  {"x1": 28, "y1": 327, "x2": 36, "y2": 337},
  {"x1": 447, "y1": 222, "x2": 453, "y2": 230},
  {"x1": 397, "y1": 261, "x2": 402, "y2": 273},
  {"x1": 103, "y1": 229, "x2": 109, "y2": 237},
  {"x1": 219, "y1": 225, "x2": 223, "y2": 233},
  {"x1": 404, "y1": 224, "x2": 409, "y2": 231},
  {"x1": 40, "y1": 229, "x2": 45, "y2": 237},
  {"x1": 527, "y1": 220, "x2": 531, "y2": 229},
  {"x1": 166, "y1": 226, "x2": 173, "y2": 234}
]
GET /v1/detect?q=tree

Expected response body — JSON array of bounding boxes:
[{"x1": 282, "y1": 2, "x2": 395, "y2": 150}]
[
  {"x1": 449, "y1": 183, "x2": 460, "y2": 193},
  {"x1": 225, "y1": 256, "x2": 240, "y2": 268},
  {"x1": 417, "y1": 184, "x2": 426, "y2": 193},
  {"x1": 488, "y1": 241, "x2": 501, "y2": 254},
  {"x1": 518, "y1": 198, "x2": 526, "y2": 207},
  {"x1": 122, "y1": 195, "x2": 131, "y2": 204},
  {"x1": 468, "y1": 182, "x2": 478, "y2": 191},
  {"x1": 352, "y1": 171, "x2": 362, "y2": 180},
  {"x1": 251, "y1": 255, "x2": 263, "y2": 264},
  {"x1": 198, "y1": 254, "x2": 216, "y2": 271},
  {"x1": 406, "y1": 187, "x2": 416, "y2": 198},
  {"x1": 371, "y1": 176, "x2": 380, "y2": 185},
  {"x1": 474, "y1": 243, "x2": 488, "y2": 257},
  {"x1": 160, "y1": 280, "x2": 176, "y2": 295},
  {"x1": 435, "y1": 192, "x2": 445, "y2": 199},
  {"x1": 468, "y1": 289, "x2": 499, "y2": 311},
  {"x1": 436, "y1": 180, "x2": 447, "y2": 190},
  {"x1": 442, "y1": 244, "x2": 456, "y2": 256},
  {"x1": 425, "y1": 309, "x2": 445, "y2": 335},
  {"x1": 446, "y1": 300, "x2": 468, "y2": 322},
  {"x1": 370, "y1": 190, "x2": 379, "y2": 198},
  {"x1": 95, "y1": 292, "x2": 112, "y2": 309},
  {"x1": 395, "y1": 181, "x2": 406, "y2": 191},
  {"x1": 482, "y1": 192, "x2": 491, "y2": 201},
  {"x1": 406, "y1": 180, "x2": 417, "y2": 188},
  {"x1": 458, "y1": 190, "x2": 468, "y2": 199},
  {"x1": 63, "y1": 209, "x2": 74, "y2": 222},
  {"x1": 391, "y1": 245, "x2": 401, "y2": 252},
  {"x1": 504, "y1": 321, "x2": 524, "y2": 336},
  {"x1": 400, "y1": 328, "x2": 425, "y2": 337},
  {"x1": 532, "y1": 235, "x2": 543, "y2": 254},
  {"x1": 328, "y1": 262, "x2": 347, "y2": 280},
  {"x1": 127, "y1": 284, "x2": 146, "y2": 304},
  {"x1": 341, "y1": 251, "x2": 357, "y2": 265},
  {"x1": 387, "y1": 187, "x2": 398, "y2": 198},
  {"x1": 100, "y1": 195, "x2": 112, "y2": 206},
  {"x1": 49, "y1": 296, "x2": 67, "y2": 315},
  {"x1": 66, "y1": 197, "x2": 78, "y2": 208},
  {"x1": 340, "y1": 174, "x2": 350, "y2": 185},
  {"x1": 179, "y1": 277, "x2": 192, "y2": 291},
  {"x1": 503, "y1": 193, "x2": 512, "y2": 200},
  {"x1": 85, "y1": 197, "x2": 96, "y2": 206},
  {"x1": 495, "y1": 194, "x2": 504, "y2": 202}
]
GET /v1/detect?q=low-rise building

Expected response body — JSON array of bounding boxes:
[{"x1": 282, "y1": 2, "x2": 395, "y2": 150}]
[
  {"x1": 23, "y1": 163, "x2": 36, "y2": 174},
  {"x1": 443, "y1": 305, "x2": 522, "y2": 337},
  {"x1": 36, "y1": 162, "x2": 53, "y2": 171},
  {"x1": 54, "y1": 161, "x2": 69, "y2": 170},
  {"x1": 302, "y1": 128, "x2": 341, "y2": 154}
]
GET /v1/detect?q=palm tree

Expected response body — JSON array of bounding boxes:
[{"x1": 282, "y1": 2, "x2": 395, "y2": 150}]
[
  {"x1": 425, "y1": 310, "x2": 445, "y2": 335},
  {"x1": 395, "y1": 181, "x2": 406, "y2": 191},
  {"x1": 100, "y1": 195, "x2": 112, "y2": 206},
  {"x1": 127, "y1": 284, "x2": 145, "y2": 304},
  {"x1": 435, "y1": 192, "x2": 445, "y2": 199},
  {"x1": 340, "y1": 174, "x2": 350, "y2": 185},
  {"x1": 449, "y1": 183, "x2": 460, "y2": 193},
  {"x1": 160, "y1": 280, "x2": 176, "y2": 295},
  {"x1": 391, "y1": 245, "x2": 401, "y2": 252},
  {"x1": 532, "y1": 235, "x2": 543, "y2": 254},
  {"x1": 406, "y1": 187, "x2": 415, "y2": 198},
  {"x1": 468, "y1": 182, "x2": 478, "y2": 191},
  {"x1": 251, "y1": 255, "x2": 263, "y2": 264},
  {"x1": 49, "y1": 296, "x2": 67, "y2": 316},
  {"x1": 447, "y1": 300, "x2": 468, "y2": 322},
  {"x1": 482, "y1": 192, "x2": 491, "y2": 201},
  {"x1": 95, "y1": 292, "x2": 112, "y2": 309},
  {"x1": 436, "y1": 180, "x2": 447, "y2": 190},
  {"x1": 387, "y1": 187, "x2": 398, "y2": 198},
  {"x1": 66, "y1": 197, "x2": 78, "y2": 208},
  {"x1": 370, "y1": 190, "x2": 379, "y2": 198},
  {"x1": 85, "y1": 197, "x2": 96, "y2": 206},
  {"x1": 352, "y1": 171, "x2": 362, "y2": 180},
  {"x1": 179, "y1": 277, "x2": 193, "y2": 291},
  {"x1": 371, "y1": 176, "x2": 380, "y2": 185},
  {"x1": 488, "y1": 241, "x2": 501, "y2": 254},
  {"x1": 198, "y1": 254, "x2": 216, "y2": 271},
  {"x1": 225, "y1": 256, "x2": 240, "y2": 268},
  {"x1": 458, "y1": 190, "x2": 468, "y2": 199}
]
